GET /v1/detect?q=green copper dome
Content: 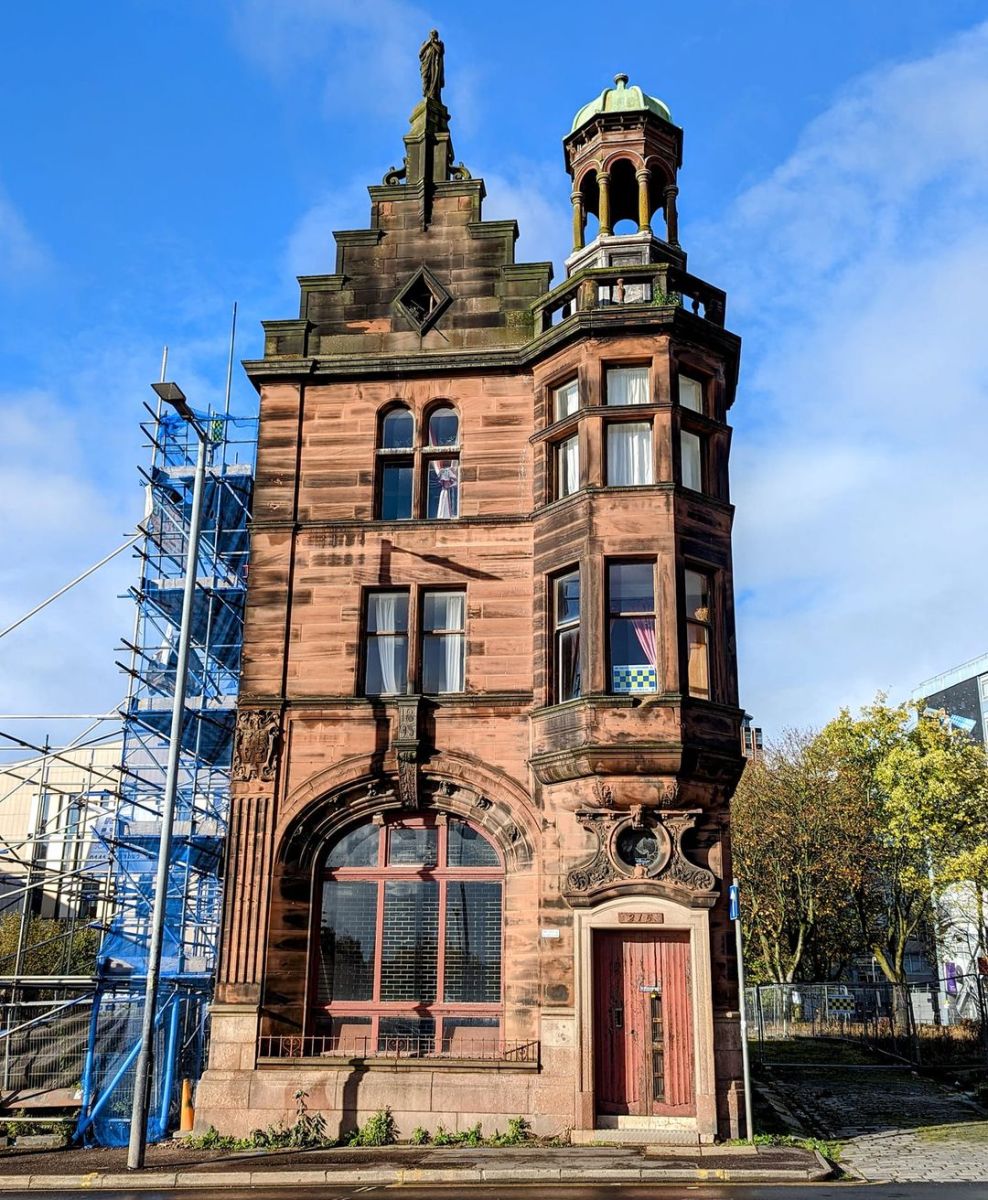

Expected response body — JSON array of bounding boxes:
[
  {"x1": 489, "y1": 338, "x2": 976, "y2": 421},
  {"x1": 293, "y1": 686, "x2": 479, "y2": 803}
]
[{"x1": 570, "y1": 74, "x2": 672, "y2": 134}]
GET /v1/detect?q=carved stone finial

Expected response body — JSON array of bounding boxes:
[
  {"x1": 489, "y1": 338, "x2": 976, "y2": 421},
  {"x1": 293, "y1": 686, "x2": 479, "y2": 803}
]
[
  {"x1": 419, "y1": 29, "x2": 444, "y2": 100},
  {"x1": 232, "y1": 709, "x2": 279, "y2": 783}
]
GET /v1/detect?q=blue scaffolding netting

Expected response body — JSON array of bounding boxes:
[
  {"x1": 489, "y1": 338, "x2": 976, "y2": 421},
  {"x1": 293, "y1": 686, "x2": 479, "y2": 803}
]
[{"x1": 74, "y1": 407, "x2": 256, "y2": 1146}]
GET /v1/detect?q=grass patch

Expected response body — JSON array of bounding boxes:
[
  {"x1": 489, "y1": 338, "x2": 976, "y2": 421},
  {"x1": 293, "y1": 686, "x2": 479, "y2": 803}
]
[
  {"x1": 916, "y1": 1122, "x2": 988, "y2": 1145},
  {"x1": 728, "y1": 1132, "x2": 842, "y2": 1162},
  {"x1": 754, "y1": 1037, "x2": 880, "y2": 1066}
]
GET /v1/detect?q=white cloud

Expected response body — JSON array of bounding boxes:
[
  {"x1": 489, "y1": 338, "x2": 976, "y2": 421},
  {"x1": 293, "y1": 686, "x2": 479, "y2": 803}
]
[
  {"x1": 696, "y1": 21, "x2": 988, "y2": 734},
  {"x1": 230, "y1": 0, "x2": 436, "y2": 121},
  {"x1": 483, "y1": 165, "x2": 572, "y2": 280},
  {"x1": 0, "y1": 185, "x2": 49, "y2": 284}
]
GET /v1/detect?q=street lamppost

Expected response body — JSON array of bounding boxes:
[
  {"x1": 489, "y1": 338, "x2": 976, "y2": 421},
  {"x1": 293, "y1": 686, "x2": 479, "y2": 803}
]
[{"x1": 128, "y1": 381, "x2": 210, "y2": 1171}]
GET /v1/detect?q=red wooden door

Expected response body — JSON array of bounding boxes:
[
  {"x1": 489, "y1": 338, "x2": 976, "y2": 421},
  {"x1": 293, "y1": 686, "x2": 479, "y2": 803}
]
[{"x1": 593, "y1": 930, "x2": 694, "y2": 1116}]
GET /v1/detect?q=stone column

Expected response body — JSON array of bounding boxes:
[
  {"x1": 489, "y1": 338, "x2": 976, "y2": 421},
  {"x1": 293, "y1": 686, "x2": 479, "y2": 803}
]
[
  {"x1": 636, "y1": 168, "x2": 651, "y2": 233},
  {"x1": 571, "y1": 190, "x2": 585, "y2": 251},
  {"x1": 664, "y1": 184, "x2": 680, "y2": 247},
  {"x1": 597, "y1": 171, "x2": 612, "y2": 237}
]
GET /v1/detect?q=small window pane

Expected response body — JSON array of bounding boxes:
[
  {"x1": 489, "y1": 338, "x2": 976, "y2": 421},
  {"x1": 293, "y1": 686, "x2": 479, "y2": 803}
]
[
  {"x1": 326, "y1": 823, "x2": 379, "y2": 869},
  {"x1": 426, "y1": 459, "x2": 459, "y2": 518},
  {"x1": 685, "y1": 570, "x2": 710, "y2": 621},
  {"x1": 558, "y1": 627, "x2": 581, "y2": 701},
  {"x1": 556, "y1": 571, "x2": 580, "y2": 624},
  {"x1": 448, "y1": 819, "x2": 499, "y2": 867},
  {"x1": 606, "y1": 366, "x2": 649, "y2": 405},
  {"x1": 553, "y1": 379, "x2": 579, "y2": 420},
  {"x1": 389, "y1": 825, "x2": 439, "y2": 866},
  {"x1": 679, "y1": 376, "x2": 703, "y2": 413},
  {"x1": 379, "y1": 462, "x2": 412, "y2": 519},
  {"x1": 381, "y1": 408, "x2": 414, "y2": 448},
  {"x1": 367, "y1": 593, "x2": 408, "y2": 633},
  {"x1": 428, "y1": 407, "x2": 459, "y2": 446},
  {"x1": 381, "y1": 880, "x2": 439, "y2": 1000},
  {"x1": 610, "y1": 619, "x2": 657, "y2": 692},
  {"x1": 607, "y1": 422, "x2": 653, "y2": 485},
  {"x1": 441, "y1": 1016, "x2": 500, "y2": 1055},
  {"x1": 318, "y1": 881, "x2": 377, "y2": 1002},
  {"x1": 314, "y1": 1014, "x2": 372, "y2": 1054},
  {"x1": 609, "y1": 563, "x2": 654, "y2": 613},
  {"x1": 556, "y1": 435, "x2": 579, "y2": 498},
  {"x1": 365, "y1": 636, "x2": 408, "y2": 695},
  {"x1": 378, "y1": 1016, "x2": 435, "y2": 1055},
  {"x1": 444, "y1": 880, "x2": 502, "y2": 1003},
  {"x1": 422, "y1": 591, "x2": 465, "y2": 693},
  {"x1": 681, "y1": 431, "x2": 703, "y2": 491},
  {"x1": 688, "y1": 625, "x2": 710, "y2": 698}
]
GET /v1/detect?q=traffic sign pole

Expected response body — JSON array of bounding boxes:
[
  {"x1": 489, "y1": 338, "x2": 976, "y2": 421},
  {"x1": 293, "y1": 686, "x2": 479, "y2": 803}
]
[{"x1": 731, "y1": 879, "x2": 754, "y2": 1140}]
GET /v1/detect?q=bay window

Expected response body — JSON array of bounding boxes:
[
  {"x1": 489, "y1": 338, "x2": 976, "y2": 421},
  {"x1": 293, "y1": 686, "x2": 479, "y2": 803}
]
[
  {"x1": 608, "y1": 561, "x2": 658, "y2": 694},
  {"x1": 606, "y1": 421, "x2": 653, "y2": 486}
]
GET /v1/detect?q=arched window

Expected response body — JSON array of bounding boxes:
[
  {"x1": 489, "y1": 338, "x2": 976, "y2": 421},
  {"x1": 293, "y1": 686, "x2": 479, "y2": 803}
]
[
  {"x1": 423, "y1": 405, "x2": 460, "y2": 519},
  {"x1": 314, "y1": 813, "x2": 502, "y2": 1055},
  {"x1": 376, "y1": 405, "x2": 414, "y2": 520}
]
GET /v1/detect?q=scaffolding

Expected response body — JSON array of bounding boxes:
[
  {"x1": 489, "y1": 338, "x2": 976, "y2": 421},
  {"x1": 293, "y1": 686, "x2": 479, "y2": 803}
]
[{"x1": 0, "y1": 400, "x2": 256, "y2": 1145}]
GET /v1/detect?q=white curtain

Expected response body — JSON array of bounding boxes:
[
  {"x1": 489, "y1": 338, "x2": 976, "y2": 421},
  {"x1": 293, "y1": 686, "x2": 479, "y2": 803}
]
[
  {"x1": 371, "y1": 594, "x2": 401, "y2": 694},
  {"x1": 607, "y1": 367, "x2": 649, "y2": 406},
  {"x1": 437, "y1": 592, "x2": 465, "y2": 692},
  {"x1": 553, "y1": 379, "x2": 579, "y2": 420},
  {"x1": 608, "y1": 423, "x2": 653, "y2": 485},
  {"x1": 559, "y1": 436, "x2": 579, "y2": 497}
]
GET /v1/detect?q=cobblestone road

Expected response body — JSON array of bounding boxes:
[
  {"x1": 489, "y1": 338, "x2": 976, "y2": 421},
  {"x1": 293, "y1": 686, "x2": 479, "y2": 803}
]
[{"x1": 765, "y1": 1063, "x2": 988, "y2": 1182}]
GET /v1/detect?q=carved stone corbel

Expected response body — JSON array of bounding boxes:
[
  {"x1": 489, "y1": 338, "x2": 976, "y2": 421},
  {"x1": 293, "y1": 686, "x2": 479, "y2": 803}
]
[
  {"x1": 659, "y1": 810, "x2": 716, "y2": 892},
  {"x1": 392, "y1": 696, "x2": 421, "y2": 808},
  {"x1": 232, "y1": 709, "x2": 280, "y2": 784}
]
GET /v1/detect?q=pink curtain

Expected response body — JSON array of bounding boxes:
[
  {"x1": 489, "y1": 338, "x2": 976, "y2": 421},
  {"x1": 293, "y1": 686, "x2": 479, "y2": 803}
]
[{"x1": 631, "y1": 617, "x2": 656, "y2": 665}]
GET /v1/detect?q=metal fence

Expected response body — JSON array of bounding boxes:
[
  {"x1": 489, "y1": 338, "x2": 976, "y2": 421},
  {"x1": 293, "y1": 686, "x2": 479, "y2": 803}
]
[
  {"x1": 746, "y1": 975, "x2": 988, "y2": 1067},
  {"x1": 0, "y1": 999, "x2": 92, "y2": 1096}
]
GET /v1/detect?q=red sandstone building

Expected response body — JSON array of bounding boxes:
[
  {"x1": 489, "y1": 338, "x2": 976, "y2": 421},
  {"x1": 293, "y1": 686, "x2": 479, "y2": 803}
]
[{"x1": 198, "y1": 40, "x2": 747, "y2": 1143}]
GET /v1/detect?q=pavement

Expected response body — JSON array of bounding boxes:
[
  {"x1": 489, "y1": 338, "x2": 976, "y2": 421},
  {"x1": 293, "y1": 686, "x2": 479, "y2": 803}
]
[
  {"x1": 0, "y1": 1141, "x2": 830, "y2": 1190},
  {"x1": 762, "y1": 1059, "x2": 988, "y2": 1183}
]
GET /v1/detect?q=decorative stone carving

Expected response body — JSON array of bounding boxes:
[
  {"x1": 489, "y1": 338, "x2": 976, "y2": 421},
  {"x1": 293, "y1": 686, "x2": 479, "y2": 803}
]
[
  {"x1": 383, "y1": 162, "x2": 408, "y2": 186},
  {"x1": 564, "y1": 805, "x2": 715, "y2": 902},
  {"x1": 392, "y1": 696, "x2": 420, "y2": 808},
  {"x1": 232, "y1": 709, "x2": 279, "y2": 783},
  {"x1": 593, "y1": 779, "x2": 614, "y2": 809}
]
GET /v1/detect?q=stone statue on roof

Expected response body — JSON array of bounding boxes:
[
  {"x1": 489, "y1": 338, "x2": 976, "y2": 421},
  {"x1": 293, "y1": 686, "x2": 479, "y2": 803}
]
[{"x1": 420, "y1": 29, "x2": 444, "y2": 100}]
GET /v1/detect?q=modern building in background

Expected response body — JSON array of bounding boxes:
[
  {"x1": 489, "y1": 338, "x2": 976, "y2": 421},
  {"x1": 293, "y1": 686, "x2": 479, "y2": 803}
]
[
  {"x1": 0, "y1": 744, "x2": 121, "y2": 923},
  {"x1": 915, "y1": 652, "x2": 988, "y2": 1018},
  {"x1": 199, "y1": 42, "x2": 748, "y2": 1143}
]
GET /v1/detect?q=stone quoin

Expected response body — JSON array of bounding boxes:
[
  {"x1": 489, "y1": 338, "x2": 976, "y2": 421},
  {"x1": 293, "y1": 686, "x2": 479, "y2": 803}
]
[{"x1": 196, "y1": 33, "x2": 747, "y2": 1143}]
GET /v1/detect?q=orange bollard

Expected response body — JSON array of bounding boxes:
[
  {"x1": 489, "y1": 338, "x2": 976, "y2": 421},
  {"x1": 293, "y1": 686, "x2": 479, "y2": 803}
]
[{"x1": 180, "y1": 1078, "x2": 195, "y2": 1133}]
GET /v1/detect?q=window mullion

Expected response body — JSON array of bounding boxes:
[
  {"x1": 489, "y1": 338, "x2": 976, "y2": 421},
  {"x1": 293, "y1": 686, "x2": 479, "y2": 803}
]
[
  {"x1": 372, "y1": 876, "x2": 385, "y2": 1007},
  {"x1": 435, "y1": 876, "x2": 448, "y2": 1015}
]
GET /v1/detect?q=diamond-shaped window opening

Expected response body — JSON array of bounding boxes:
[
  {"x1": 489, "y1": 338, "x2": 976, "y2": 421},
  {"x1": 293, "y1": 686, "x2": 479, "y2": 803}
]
[{"x1": 394, "y1": 267, "x2": 452, "y2": 334}]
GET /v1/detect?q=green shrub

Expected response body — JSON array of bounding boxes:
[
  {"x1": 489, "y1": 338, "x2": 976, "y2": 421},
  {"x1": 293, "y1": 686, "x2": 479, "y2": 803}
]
[
  {"x1": 489, "y1": 1116, "x2": 532, "y2": 1146},
  {"x1": 348, "y1": 1107, "x2": 398, "y2": 1147},
  {"x1": 410, "y1": 1126, "x2": 430, "y2": 1145}
]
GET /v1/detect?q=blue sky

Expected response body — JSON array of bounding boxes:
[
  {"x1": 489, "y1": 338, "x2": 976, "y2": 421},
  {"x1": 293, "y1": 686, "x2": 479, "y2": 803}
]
[{"x1": 2, "y1": 0, "x2": 988, "y2": 745}]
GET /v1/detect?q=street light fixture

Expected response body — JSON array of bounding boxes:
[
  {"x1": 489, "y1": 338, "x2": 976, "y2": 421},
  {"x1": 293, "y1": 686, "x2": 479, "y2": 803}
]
[{"x1": 128, "y1": 382, "x2": 210, "y2": 1171}]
